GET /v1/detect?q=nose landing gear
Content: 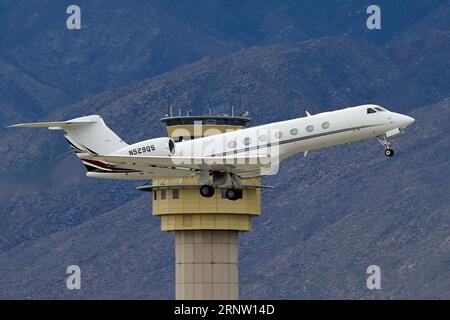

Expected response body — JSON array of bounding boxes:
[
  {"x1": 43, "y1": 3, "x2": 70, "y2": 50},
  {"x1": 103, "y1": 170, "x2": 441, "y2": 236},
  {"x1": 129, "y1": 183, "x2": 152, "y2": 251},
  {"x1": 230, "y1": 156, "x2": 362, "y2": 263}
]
[
  {"x1": 384, "y1": 148, "x2": 394, "y2": 157},
  {"x1": 377, "y1": 135, "x2": 395, "y2": 157}
]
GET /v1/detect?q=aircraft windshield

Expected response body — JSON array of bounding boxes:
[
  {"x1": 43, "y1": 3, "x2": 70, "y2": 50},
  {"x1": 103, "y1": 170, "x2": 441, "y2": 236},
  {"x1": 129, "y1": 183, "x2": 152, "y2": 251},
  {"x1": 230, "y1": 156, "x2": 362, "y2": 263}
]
[{"x1": 367, "y1": 106, "x2": 388, "y2": 114}]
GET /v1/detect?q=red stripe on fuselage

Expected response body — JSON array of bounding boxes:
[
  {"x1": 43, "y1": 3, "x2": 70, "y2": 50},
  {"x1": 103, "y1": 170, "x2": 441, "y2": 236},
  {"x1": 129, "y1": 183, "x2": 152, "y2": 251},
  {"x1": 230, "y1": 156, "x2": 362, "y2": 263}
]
[{"x1": 82, "y1": 159, "x2": 111, "y2": 170}]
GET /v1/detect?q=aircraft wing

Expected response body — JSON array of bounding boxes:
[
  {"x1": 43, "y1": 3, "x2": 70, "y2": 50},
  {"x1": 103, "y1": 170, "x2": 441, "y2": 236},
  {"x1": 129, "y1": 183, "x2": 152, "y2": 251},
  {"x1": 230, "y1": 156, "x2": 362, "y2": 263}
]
[{"x1": 90, "y1": 154, "x2": 274, "y2": 174}]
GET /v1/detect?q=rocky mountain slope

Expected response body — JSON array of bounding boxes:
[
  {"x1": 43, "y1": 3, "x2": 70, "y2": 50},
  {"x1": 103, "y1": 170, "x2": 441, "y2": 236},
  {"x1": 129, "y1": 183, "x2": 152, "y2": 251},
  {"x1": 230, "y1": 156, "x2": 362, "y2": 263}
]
[
  {"x1": 0, "y1": 0, "x2": 445, "y2": 101},
  {"x1": 0, "y1": 37, "x2": 401, "y2": 252},
  {"x1": 0, "y1": 98, "x2": 448, "y2": 299},
  {"x1": 0, "y1": 60, "x2": 73, "y2": 128}
]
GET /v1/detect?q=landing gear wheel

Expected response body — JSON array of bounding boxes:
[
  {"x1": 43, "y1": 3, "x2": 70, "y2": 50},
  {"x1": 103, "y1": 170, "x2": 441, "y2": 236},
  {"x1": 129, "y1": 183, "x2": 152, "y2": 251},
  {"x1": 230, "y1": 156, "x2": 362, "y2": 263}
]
[
  {"x1": 384, "y1": 148, "x2": 394, "y2": 157},
  {"x1": 199, "y1": 185, "x2": 215, "y2": 197},
  {"x1": 225, "y1": 188, "x2": 242, "y2": 201},
  {"x1": 377, "y1": 135, "x2": 394, "y2": 157}
]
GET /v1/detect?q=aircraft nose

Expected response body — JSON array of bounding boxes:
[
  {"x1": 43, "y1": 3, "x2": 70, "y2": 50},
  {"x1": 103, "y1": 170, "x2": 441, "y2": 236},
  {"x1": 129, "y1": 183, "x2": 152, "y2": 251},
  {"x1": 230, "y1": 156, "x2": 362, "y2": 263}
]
[
  {"x1": 394, "y1": 113, "x2": 415, "y2": 128},
  {"x1": 403, "y1": 115, "x2": 415, "y2": 127}
]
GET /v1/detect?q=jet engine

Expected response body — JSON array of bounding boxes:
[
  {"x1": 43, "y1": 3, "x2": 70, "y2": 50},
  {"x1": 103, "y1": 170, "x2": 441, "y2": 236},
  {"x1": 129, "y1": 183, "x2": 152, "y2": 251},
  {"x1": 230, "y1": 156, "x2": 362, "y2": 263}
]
[{"x1": 115, "y1": 137, "x2": 175, "y2": 157}]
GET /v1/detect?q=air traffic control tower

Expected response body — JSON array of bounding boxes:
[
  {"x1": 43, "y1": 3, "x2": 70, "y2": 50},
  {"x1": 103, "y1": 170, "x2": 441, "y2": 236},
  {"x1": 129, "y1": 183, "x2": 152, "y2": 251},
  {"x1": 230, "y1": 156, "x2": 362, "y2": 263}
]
[{"x1": 143, "y1": 115, "x2": 261, "y2": 300}]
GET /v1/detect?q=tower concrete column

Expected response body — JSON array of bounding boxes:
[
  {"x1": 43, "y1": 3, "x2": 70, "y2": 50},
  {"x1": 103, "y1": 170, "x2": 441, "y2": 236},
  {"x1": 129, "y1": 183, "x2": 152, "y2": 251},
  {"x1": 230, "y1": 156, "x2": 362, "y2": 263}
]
[{"x1": 175, "y1": 230, "x2": 238, "y2": 300}]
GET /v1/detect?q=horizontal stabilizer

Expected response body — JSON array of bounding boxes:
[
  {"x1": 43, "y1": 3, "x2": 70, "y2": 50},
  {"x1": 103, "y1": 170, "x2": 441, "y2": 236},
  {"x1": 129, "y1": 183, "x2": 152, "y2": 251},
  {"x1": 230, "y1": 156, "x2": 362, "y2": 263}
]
[{"x1": 8, "y1": 120, "x2": 96, "y2": 129}]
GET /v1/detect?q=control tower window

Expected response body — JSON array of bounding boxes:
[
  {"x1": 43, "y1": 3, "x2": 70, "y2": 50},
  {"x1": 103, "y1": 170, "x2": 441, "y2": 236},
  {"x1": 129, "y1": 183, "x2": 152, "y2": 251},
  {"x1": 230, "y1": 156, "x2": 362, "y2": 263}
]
[
  {"x1": 367, "y1": 108, "x2": 377, "y2": 114},
  {"x1": 306, "y1": 125, "x2": 314, "y2": 132},
  {"x1": 153, "y1": 190, "x2": 157, "y2": 200},
  {"x1": 161, "y1": 189, "x2": 167, "y2": 200},
  {"x1": 172, "y1": 189, "x2": 179, "y2": 199}
]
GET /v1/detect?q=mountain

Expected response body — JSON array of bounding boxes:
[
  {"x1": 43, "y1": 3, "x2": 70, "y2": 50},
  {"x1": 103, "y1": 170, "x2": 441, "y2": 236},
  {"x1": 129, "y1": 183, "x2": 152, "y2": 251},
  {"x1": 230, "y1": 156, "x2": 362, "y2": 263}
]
[
  {"x1": 380, "y1": 0, "x2": 450, "y2": 110},
  {"x1": 0, "y1": 0, "x2": 445, "y2": 101},
  {"x1": 0, "y1": 0, "x2": 449, "y2": 299},
  {"x1": 0, "y1": 97, "x2": 448, "y2": 299},
  {"x1": 0, "y1": 36, "x2": 400, "y2": 253},
  {"x1": 240, "y1": 99, "x2": 450, "y2": 299},
  {"x1": 157, "y1": 0, "x2": 447, "y2": 44},
  {"x1": 0, "y1": 0, "x2": 445, "y2": 122},
  {"x1": 0, "y1": 0, "x2": 241, "y2": 100},
  {"x1": 0, "y1": 60, "x2": 73, "y2": 128}
]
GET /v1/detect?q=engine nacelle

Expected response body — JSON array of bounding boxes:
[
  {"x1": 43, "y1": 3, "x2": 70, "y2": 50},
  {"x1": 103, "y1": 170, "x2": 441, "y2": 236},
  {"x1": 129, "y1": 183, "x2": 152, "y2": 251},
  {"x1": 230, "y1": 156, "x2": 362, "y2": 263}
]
[{"x1": 114, "y1": 137, "x2": 175, "y2": 157}]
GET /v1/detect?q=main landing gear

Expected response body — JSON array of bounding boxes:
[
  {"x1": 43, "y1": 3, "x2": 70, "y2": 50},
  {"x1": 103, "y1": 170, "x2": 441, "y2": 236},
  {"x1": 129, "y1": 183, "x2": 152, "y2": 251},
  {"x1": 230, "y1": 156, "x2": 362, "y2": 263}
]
[
  {"x1": 199, "y1": 184, "x2": 215, "y2": 197},
  {"x1": 199, "y1": 184, "x2": 243, "y2": 201},
  {"x1": 377, "y1": 135, "x2": 395, "y2": 157},
  {"x1": 199, "y1": 172, "x2": 243, "y2": 200},
  {"x1": 224, "y1": 188, "x2": 242, "y2": 201}
]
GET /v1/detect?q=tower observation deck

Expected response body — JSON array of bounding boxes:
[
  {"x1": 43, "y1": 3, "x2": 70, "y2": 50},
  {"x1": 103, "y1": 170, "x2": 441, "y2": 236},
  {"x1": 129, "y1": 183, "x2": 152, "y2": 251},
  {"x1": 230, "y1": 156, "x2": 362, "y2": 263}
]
[{"x1": 149, "y1": 114, "x2": 261, "y2": 300}]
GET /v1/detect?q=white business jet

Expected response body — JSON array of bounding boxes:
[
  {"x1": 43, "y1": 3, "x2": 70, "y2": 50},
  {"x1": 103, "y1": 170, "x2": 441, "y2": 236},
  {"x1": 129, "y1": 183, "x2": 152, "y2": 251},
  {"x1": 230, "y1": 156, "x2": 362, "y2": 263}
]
[{"x1": 9, "y1": 104, "x2": 414, "y2": 200}]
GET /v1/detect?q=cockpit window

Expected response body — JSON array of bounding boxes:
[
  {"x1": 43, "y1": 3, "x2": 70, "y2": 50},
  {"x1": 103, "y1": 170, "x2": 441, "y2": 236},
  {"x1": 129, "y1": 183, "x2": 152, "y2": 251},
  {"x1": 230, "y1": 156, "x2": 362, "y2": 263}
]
[
  {"x1": 367, "y1": 108, "x2": 377, "y2": 114},
  {"x1": 374, "y1": 107, "x2": 385, "y2": 112}
]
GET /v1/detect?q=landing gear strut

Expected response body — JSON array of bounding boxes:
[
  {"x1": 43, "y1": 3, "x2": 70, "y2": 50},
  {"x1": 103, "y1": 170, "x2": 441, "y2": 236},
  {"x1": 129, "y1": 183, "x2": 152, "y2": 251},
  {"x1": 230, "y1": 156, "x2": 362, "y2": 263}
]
[{"x1": 377, "y1": 135, "x2": 395, "y2": 157}]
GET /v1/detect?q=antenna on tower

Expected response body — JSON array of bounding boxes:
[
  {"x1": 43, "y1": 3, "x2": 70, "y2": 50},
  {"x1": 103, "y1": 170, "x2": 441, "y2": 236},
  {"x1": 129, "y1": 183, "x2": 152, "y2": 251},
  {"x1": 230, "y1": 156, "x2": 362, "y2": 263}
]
[
  {"x1": 239, "y1": 96, "x2": 244, "y2": 116},
  {"x1": 166, "y1": 95, "x2": 171, "y2": 117}
]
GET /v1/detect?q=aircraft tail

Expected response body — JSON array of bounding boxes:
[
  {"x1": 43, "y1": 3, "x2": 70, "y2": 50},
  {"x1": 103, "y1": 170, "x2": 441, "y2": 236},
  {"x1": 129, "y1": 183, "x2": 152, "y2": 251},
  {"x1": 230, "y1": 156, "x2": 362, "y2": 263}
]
[{"x1": 9, "y1": 115, "x2": 128, "y2": 155}]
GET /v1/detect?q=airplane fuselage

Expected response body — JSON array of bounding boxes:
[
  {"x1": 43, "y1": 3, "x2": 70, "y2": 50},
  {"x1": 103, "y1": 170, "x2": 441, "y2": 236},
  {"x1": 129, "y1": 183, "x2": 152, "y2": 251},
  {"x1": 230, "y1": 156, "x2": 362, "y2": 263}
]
[
  {"x1": 174, "y1": 104, "x2": 414, "y2": 163},
  {"x1": 10, "y1": 104, "x2": 415, "y2": 188}
]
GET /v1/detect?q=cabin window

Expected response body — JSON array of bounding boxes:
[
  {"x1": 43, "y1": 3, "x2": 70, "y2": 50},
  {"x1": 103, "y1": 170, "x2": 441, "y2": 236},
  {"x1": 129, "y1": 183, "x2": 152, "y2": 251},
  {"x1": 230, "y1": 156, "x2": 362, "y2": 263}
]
[
  {"x1": 306, "y1": 125, "x2": 314, "y2": 132},
  {"x1": 172, "y1": 189, "x2": 180, "y2": 199},
  {"x1": 228, "y1": 140, "x2": 237, "y2": 148},
  {"x1": 243, "y1": 137, "x2": 251, "y2": 145},
  {"x1": 321, "y1": 122, "x2": 330, "y2": 129},
  {"x1": 153, "y1": 190, "x2": 157, "y2": 200},
  {"x1": 274, "y1": 131, "x2": 283, "y2": 139},
  {"x1": 161, "y1": 189, "x2": 167, "y2": 200},
  {"x1": 258, "y1": 135, "x2": 267, "y2": 142},
  {"x1": 367, "y1": 108, "x2": 377, "y2": 114},
  {"x1": 290, "y1": 128, "x2": 298, "y2": 135}
]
